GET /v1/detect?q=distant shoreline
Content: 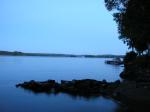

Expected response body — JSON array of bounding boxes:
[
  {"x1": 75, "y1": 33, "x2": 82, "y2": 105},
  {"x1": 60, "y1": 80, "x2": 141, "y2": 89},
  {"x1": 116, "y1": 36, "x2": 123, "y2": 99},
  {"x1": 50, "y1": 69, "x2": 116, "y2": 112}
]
[{"x1": 0, "y1": 51, "x2": 124, "y2": 58}]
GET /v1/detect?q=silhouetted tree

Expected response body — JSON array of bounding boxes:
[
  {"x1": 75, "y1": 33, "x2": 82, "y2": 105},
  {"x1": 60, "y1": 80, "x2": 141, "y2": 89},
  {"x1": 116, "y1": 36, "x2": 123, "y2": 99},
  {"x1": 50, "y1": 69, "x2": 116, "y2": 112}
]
[{"x1": 105, "y1": 0, "x2": 150, "y2": 56}]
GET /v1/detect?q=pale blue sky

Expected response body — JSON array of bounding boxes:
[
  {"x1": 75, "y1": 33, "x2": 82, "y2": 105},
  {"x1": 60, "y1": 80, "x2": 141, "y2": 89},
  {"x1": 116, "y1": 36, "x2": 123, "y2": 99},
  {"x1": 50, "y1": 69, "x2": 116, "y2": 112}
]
[{"x1": 0, "y1": 0, "x2": 127, "y2": 54}]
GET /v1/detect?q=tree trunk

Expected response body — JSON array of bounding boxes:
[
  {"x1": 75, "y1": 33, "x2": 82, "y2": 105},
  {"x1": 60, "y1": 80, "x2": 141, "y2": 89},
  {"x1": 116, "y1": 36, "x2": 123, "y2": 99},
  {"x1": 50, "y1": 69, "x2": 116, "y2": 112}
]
[{"x1": 148, "y1": 43, "x2": 150, "y2": 56}]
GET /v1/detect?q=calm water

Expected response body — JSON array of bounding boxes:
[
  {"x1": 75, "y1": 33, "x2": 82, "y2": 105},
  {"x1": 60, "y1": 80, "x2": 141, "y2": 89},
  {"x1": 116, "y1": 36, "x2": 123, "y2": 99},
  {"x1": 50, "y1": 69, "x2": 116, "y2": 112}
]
[{"x1": 0, "y1": 56, "x2": 123, "y2": 112}]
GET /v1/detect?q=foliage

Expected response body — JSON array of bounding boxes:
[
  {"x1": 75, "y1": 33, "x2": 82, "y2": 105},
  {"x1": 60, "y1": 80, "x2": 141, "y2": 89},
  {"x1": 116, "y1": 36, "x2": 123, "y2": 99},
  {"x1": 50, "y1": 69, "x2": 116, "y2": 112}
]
[
  {"x1": 120, "y1": 56, "x2": 150, "y2": 80},
  {"x1": 124, "y1": 51, "x2": 137, "y2": 66},
  {"x1": 104, "y1": 0, "x2": 150, "y2": 54}
]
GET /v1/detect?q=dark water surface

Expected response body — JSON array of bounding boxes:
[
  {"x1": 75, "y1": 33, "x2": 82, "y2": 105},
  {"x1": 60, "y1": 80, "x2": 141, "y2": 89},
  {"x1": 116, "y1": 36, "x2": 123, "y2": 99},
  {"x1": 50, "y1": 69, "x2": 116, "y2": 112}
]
[{"x1": 0, "y1": 56, "x2": 123, "y2": 112}]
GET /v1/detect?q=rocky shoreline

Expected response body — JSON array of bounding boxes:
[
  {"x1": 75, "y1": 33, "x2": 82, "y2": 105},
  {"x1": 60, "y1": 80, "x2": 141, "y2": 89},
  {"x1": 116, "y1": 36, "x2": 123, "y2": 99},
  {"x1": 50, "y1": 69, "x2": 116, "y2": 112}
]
[
  {"x1": 16, "y1": 78, "x2": 150, "y2": 111},
  {"x1": 16, "y1": 79, "x2": 121, "y2": 98}
]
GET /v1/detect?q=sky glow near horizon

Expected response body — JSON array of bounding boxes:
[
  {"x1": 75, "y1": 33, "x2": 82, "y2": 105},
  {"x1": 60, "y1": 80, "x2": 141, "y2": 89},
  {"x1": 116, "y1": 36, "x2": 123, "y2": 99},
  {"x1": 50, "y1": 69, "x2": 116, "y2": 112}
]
[{"x1": 0, "y1": 0, "x2": 128, "y2": 55}]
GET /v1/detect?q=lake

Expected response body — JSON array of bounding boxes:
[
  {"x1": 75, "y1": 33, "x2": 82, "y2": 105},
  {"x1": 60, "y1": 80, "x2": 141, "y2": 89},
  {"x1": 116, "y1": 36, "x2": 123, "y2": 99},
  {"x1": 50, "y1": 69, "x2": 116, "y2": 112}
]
[{"x1": 0, "y1": 56, "x2": 123, "y2": 112}]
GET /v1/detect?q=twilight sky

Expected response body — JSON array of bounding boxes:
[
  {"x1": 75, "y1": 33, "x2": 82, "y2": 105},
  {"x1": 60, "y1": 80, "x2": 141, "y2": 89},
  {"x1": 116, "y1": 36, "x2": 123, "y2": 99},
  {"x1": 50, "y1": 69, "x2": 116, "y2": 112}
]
[{"x1": 0, "y1": 0, "x2": 128, "y2": 55}]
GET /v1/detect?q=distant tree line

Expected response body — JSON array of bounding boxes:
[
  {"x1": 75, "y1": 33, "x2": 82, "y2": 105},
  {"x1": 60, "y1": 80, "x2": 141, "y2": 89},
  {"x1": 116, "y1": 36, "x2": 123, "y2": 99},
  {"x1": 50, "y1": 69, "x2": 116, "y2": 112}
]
[
  {"x1": 104, "y1": 0, "x2": 150, "y2": 56},
  {"x1": 0, "y1": 51, "x2": 124, "y2": 58}
]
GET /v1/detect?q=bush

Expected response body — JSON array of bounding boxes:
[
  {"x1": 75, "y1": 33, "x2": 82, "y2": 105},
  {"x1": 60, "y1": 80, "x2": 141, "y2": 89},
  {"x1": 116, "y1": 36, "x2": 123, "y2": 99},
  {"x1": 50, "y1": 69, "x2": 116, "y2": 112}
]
[
  {"x1": 124, "y1": 51, "x2": 137, "y2": 66},
  {"x1": 121, "y1": 55, "x2": 150, "y2": 80}
]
